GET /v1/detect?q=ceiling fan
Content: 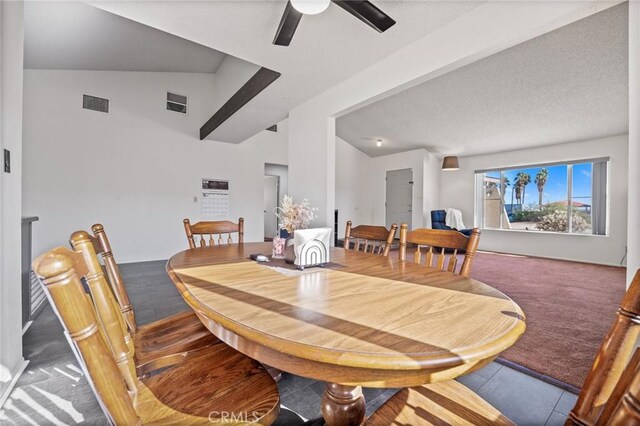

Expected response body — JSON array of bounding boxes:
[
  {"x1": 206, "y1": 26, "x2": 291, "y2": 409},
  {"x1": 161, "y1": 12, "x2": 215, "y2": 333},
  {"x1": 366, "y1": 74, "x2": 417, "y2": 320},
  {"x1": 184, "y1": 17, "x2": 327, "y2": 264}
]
[{"x1": 273, "y1": 0, "x2": 396, "y2": 46}]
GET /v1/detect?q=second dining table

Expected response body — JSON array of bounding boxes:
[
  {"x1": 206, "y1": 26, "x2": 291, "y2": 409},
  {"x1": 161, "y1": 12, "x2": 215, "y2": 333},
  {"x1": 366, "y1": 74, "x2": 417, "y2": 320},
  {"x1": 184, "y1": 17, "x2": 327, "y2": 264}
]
[{"x1": 167, "y1": 242, "x2": 526, "y2": 426}]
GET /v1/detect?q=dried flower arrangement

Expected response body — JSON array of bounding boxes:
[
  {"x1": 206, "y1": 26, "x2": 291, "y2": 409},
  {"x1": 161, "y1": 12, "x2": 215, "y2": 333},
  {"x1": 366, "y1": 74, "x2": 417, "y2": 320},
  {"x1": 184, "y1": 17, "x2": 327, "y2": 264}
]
[{"x1": 275, "y1": 195, "x2": 318, "y2": 234}]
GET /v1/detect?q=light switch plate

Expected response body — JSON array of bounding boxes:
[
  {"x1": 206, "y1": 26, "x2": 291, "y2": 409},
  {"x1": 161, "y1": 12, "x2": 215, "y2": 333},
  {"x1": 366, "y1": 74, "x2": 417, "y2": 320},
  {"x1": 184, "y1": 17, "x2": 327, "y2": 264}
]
[{"x1": 3, "y1": 149, "x2": 10, "y2": 173}]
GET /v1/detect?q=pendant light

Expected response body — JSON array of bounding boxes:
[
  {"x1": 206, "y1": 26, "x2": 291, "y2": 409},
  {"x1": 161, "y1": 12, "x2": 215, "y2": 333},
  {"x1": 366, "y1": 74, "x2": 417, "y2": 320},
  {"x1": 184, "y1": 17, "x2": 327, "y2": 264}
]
[{"x1": 442, "y1": 156, "x2": 460, "y2": 171}]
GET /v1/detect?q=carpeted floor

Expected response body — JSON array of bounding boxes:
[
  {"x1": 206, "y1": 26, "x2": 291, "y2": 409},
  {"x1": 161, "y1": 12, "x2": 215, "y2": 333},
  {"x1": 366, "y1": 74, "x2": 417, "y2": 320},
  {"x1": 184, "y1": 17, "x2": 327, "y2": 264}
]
[{"x1": 469, "y1": 251, "x2": 626, "y2": 389}]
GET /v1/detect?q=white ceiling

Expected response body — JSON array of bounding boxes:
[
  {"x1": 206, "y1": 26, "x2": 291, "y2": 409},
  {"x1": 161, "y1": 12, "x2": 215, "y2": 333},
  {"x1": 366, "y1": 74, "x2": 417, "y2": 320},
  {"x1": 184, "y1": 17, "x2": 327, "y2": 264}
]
[
  {"x1": 336, "y1": 3, "x2": 629, "y2": 157},
  {"x1": 88, "y1": 1, "x2": 484, "y2": 142},
  {"x1": 24, "y1": 2, "x2": 227, "y2": 73}
]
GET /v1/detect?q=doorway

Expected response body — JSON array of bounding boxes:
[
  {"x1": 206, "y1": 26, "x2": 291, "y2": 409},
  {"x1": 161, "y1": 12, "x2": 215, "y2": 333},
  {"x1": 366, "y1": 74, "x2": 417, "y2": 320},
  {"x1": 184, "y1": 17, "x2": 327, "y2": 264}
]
[
  {"x1": 385, "y1": 168, "x2": 413, "y2": 230},
  {"x1": 264, "y1": 163, "x2": 288, "y2": 239},
  {"x1": 264, "y1": 175, "x2": 279, "y2": 239}
]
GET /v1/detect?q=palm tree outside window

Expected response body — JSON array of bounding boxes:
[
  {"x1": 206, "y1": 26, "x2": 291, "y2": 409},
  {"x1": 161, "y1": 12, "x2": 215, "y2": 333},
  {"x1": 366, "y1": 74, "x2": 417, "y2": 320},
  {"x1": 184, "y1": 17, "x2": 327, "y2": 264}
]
[{"x1": 474, "y1": 159, "x2": 608, "y2": 235}]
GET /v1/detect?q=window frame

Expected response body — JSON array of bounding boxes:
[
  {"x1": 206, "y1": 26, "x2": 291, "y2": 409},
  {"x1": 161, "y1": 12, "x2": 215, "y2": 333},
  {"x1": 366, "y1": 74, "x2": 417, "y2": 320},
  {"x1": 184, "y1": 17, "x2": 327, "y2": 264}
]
[{"x1": 474, "y1": 157, "x2": 610, "y2": 236}]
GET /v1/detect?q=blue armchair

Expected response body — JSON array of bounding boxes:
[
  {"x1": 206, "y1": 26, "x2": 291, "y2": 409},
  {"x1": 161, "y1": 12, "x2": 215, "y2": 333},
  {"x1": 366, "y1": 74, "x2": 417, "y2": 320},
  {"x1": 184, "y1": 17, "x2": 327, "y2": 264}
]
[{"x1": 431, "y1": 210, "x2": 473, "y2": 237}]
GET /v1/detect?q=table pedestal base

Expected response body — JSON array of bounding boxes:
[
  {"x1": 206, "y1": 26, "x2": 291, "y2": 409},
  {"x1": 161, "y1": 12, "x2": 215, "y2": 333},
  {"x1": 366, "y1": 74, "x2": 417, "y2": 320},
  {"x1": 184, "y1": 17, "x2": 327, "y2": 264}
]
[{"x1": 320, "y1": 383, "x2": 366, "y2": 426}]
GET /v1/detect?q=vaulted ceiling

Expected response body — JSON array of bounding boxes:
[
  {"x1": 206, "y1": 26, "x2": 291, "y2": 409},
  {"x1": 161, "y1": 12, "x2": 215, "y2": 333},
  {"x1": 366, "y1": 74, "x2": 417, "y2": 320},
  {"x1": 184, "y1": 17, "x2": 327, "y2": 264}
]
[
  {"x1": 24, "y1": 2, "x2": 227, "y2": 73},
  {"x1": 24, "y1": 1, "x2": 628, "y2": 155},
  {"x1": 336, "y1": 3, "x2": 629, "y2": 157},
  {"x1": 86, "y1": 0, "x2": 484, "y2": 143}
]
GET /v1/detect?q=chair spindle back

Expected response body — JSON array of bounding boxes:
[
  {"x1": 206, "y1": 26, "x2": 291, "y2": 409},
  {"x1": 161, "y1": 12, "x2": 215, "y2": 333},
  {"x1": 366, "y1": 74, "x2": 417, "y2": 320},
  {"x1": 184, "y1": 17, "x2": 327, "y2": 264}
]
[
  {"x1": 69, "y1": 231, "x2": 138, "y2": 392},
  {"x1": 398, "y1": 225, "x2": 481, "y2": 277},
  {"x1": 33, "y1": 247, "x2": 140, "y2": 425},
  {"x1": 183, "y1": 218, "x2": 244, "y2": 249},
  {"x1": 90, "y1": 224, "x2": 137, "y2": 332},
  {"x1": 567, "y1": 269, "x2": 640, "y2": 425},
  {"x1": 344, "y1": 221, "x2": 397, "y2": 257},
  {"x1": 597, "y1": 348, "x2": 640, "y2": 425}
]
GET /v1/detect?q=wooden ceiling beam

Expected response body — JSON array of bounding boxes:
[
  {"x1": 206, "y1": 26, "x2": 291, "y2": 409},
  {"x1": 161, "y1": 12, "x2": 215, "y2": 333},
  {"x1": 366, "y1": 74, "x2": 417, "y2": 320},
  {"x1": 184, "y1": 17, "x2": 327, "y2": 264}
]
[{"x1": 200, "y1": 67, "x2": 281, "y2": 140}]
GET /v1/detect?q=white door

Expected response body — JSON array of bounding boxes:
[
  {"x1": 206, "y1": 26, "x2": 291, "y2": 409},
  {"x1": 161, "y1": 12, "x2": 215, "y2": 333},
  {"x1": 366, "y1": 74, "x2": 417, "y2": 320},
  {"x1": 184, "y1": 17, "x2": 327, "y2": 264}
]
[
  {"x1": 385, "y1": 169, "x2": 413, "y2": 230},
  {"x1": 264, "y1": 176, "x2": 279, "y2": 238}
]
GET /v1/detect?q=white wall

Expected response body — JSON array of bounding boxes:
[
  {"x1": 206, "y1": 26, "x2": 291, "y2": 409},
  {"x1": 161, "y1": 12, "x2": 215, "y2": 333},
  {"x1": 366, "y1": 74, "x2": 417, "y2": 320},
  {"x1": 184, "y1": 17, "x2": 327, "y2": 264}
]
[
  {"x1": 288, "y1": 109, "x2": 336, "y2": 228},
  {"x1": 334, "y1": 142, "x2": 441, "y2": 234},
  {"x1": 370, "y1": 149, "x2": 429, "y2": 229},
  {"x1": 260, "y1": 119, "x2": 289, "y2": 166},
  {"x1": 0, "y1": 0, "x2": 27, "y2": 406},
  {"x1": 440, "y1": 134, "x2": 628, "y2": 266},
  {"x1": 423, "y1": 153, "x2": 442, "y2": 228},
  {"x1": 628, "y1": 1, "x2": 639, "y2": 286},
  {"x1": 335, "y1": 137, "x2": 372, "y2": 237},
  {"x1": 263, "y1": 117, "x2": 290, "y2": 202},
  {"x1": 370, "y1": 149, "x2": 428, "y2": 228},
  {"x1": 22, "y1": 69, "x2": 287, "y2": 263}
]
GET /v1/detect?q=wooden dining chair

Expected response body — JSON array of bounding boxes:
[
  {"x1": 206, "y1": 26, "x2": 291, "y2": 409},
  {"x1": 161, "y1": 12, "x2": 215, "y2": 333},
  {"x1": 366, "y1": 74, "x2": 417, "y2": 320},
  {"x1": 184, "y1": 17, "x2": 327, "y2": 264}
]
[
  {"x1": 33, "y1": 244, "x2": 280, "y2": 425},
  {"x1": 367, "y1": 269, "x2": 640, "y2": 426},
  {"x1": 344, "y1": 221, "x2": 397, "y2": 256},
  {"x1": 76, "y1": 226, "x2": 220, "y2": 375},
  {"x1": 566, "y1": 268, "x2": 640, "y2": 425},
  {"x1": 183, "y1": 217, "x2": 244, "y2": 248},
  {"x1": 398, "y1": 224, "x2": 481, "y2": 277}
]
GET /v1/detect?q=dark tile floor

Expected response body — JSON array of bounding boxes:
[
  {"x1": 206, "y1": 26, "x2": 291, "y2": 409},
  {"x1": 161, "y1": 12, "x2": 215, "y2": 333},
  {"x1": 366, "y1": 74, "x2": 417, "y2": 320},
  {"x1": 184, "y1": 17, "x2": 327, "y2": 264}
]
[{"x1": 0, "y1": 260, "x2": 577, "y2": 425}]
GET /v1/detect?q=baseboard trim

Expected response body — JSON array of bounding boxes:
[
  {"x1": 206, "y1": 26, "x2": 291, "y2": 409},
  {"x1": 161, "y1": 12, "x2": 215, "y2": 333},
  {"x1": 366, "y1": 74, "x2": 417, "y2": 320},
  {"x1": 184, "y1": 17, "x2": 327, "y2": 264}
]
[
  {"x1": 477, "y1": 249, "x2": 626, "y2": 269},
  {"x1": 496, "y1": 357, "x2": 580, "y2": 395},
  {"x1": 0, "y1": 358, "x2": 29, "y2": 409}
]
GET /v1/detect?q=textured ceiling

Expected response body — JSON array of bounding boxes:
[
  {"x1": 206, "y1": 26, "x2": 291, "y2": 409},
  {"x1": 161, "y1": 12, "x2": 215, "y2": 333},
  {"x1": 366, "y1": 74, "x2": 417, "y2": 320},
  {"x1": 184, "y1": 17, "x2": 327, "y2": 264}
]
[
  {"x1": 24, "y1": 2, "x2": 227, "y2": 73},
  {"x1": 89, "y1": 0, "x2": 484, "y2": 142},
  {"x1": 336, "y1": 3, "x2": 629, "y2": 157}
]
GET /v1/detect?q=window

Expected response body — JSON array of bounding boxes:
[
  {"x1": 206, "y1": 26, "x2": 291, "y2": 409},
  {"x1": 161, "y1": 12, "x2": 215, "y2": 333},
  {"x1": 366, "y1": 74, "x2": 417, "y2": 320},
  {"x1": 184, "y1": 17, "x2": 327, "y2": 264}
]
[{"x1": 474, "y1": 159, "x2": 608, "y2": 235}]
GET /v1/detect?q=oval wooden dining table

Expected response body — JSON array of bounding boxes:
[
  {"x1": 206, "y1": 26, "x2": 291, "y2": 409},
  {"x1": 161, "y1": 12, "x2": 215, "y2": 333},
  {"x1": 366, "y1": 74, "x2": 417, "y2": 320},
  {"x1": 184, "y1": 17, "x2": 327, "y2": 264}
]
[{"x1": 167, "y1": 242, "x2": 526, "y2": 426}]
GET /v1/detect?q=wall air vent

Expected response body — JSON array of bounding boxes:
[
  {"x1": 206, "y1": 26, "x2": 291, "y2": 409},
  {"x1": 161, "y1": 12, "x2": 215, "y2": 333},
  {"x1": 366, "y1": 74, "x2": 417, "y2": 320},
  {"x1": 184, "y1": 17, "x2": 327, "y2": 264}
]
[
  {"x1": 83, "y1": 94, "x2": 109, "y2": 113},
  {"x1": 167, "y1": 92, "x2": 187, "y2": 114}
]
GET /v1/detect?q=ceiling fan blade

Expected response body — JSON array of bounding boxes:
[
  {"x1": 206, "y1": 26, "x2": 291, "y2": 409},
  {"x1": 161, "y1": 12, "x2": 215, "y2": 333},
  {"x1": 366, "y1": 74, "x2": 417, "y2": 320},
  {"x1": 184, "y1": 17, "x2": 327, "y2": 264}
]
[
  {"x1": 333, "y1": 1, "x2": 396, "y2": 33},
  {"x1": 273, "y1": 1, "x2": 303, "y2": 46}
]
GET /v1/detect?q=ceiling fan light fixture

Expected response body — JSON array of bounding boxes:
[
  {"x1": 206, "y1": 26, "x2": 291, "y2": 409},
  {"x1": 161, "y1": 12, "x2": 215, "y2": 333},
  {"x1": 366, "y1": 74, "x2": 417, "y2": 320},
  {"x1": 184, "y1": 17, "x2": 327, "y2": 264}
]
[
  {"x1": 290, "y1": 0, "x2": 330, "y2": 15},
  {"x1": 442, "y1": 156, "x2": 460, "y2": 171}
]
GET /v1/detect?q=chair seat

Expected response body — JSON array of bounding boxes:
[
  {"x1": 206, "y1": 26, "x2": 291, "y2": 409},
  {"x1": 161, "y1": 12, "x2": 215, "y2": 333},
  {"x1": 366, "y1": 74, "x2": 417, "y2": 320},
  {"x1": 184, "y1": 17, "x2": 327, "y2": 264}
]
[
  {"x1": 136, "y1": 343, "x2": 280, "y2": 425},
  {"x1": 367, "y1": 381, "x2": 514, "y2": 426},
  {"x1": 135, "y1": 310, "x2": 220, "y2": 374}
]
